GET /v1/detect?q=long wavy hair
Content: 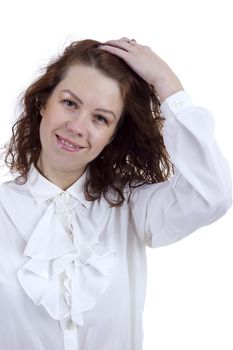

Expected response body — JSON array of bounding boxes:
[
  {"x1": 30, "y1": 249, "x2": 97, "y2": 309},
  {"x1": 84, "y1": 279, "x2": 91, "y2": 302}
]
[{"x1": 3, "y1": 39, "x2": 174, "y2": 206}]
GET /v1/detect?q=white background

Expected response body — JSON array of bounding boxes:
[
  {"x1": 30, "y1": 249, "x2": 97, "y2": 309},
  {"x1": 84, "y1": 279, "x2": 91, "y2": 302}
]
[{"x1": 0, "y1": 1, "x2": 232, "y2": 349}]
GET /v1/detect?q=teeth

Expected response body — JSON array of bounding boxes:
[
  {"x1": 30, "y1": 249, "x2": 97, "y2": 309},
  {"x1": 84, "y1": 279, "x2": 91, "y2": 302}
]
[{"x1": 59, "y1": 137, "x2": 79, "y2": 149}]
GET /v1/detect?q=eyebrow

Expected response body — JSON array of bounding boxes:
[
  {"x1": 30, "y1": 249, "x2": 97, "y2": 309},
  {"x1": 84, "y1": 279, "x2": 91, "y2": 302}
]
[{"x1": 61, "y1": 89, "x2": 117, "y2": 119}]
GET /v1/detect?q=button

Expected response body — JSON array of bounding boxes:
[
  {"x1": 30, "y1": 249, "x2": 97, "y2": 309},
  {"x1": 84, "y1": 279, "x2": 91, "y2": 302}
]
[
  {"x1": 61, "y1": 192, "x2": 70, "y2": 200},
  {"x1": 165, "y1": 91, "x2": 193, "y2": 113},
  {"x1": 66, "y1": 319, "x2": 75, "y2": 330},
  {"x1": 170, "y1": 100, "x2": 184, "y2": 110},
  {"x1": 64, "y1": 291, "x2": 71, "y2": 306}
]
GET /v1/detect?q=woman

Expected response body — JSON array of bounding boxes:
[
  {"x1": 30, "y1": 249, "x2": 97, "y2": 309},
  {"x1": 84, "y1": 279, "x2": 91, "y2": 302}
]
[{"x1": 0, "y1": 37, "x2": 231, "y2": 350}]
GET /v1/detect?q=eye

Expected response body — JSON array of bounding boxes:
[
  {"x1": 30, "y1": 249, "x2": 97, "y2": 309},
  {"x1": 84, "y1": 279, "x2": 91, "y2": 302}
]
[
  {"x1": 62, "y1": 99, "x2": 78, "y2": 110},
  {"x1": 95, "y1": 114, "x2": 108, "y2": 124}
]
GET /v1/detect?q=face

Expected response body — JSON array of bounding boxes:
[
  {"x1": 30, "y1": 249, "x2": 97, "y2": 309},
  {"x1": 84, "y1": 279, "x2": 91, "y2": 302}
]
[{"x1": 38, "y1": 64, "x2": 123, "y2": 186}]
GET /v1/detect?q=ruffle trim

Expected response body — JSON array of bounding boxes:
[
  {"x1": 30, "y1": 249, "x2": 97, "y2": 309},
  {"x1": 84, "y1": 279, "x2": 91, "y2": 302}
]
[{"x1": 17, "y1": 193, "x2": 116, "y2": 327}]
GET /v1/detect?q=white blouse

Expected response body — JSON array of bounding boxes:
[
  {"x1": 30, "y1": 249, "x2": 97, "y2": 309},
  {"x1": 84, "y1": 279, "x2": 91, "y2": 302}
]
[{"x1": 0, "y1": 91, "x2": 232, "y2": 350}]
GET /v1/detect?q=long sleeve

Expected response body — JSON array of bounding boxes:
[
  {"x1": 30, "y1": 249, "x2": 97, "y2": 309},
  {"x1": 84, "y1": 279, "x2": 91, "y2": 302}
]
[{"x1": 130, "y1": 90, "x2": 232, "y2": 248}]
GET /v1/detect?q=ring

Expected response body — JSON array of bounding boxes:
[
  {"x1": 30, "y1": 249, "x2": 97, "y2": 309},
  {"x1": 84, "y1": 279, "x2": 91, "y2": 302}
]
[{"x1": 128, "y1": 38, "x2": 136, "y2": 43}]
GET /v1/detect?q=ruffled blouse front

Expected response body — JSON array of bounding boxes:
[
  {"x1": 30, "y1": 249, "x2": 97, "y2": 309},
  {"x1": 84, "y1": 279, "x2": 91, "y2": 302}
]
[{"x1": 16, "y1": 169, "x2": 118, "y2": 349}]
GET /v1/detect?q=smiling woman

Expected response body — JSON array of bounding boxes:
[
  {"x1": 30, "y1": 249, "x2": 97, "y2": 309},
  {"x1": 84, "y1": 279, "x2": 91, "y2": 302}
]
[{"x1": 0, "y1": 38, "x2": 231, "y2": 350}]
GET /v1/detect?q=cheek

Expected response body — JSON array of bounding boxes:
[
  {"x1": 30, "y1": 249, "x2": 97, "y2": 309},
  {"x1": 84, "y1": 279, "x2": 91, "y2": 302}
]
[
  {"x1": 39, "y1": 114, "x2": 54, "y2": 144},
  {"x1": 97, "y1": 129, "x2": 116, "y2": 146},
  {"x1": 105, "y1": 123, "x2": 119, "y2": 145},
  {"x1": 40, "y1": 110, "x2": 59, "y2": 133},
  {"x1": 88, "y1": 133, "x2": 110, "y2": 154},
  {"x1": 39, "y1": 123, "x2": 47, "y2": 148}
]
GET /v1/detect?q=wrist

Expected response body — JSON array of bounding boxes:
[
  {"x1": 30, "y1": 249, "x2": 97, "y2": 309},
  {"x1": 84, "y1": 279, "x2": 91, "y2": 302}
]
[
  {"x1": 151, "y1": 71, "x2": 183, "y2": 103},
  {"x1": 155, "y1": 82, "x2": 184, "y2": 103}
]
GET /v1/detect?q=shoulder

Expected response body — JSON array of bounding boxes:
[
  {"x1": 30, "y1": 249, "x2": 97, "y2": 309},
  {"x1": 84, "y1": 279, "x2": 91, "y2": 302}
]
[
  {"x1": 0, "y1": 178, "x2": 27, "y2": 201},
  {"x1": 0, "y1": 181, "x2": 20, "y2": 231},
  {"x1": 0, "y1": 178, "x2": 15, "y2": 196},
  {"x1": 0, "y1": 178, "x2": 34, "y2": 220}
]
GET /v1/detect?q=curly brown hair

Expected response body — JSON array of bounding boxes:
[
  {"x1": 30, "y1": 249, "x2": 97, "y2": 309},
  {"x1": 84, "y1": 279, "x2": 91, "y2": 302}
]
[{"x1": 3, "y1": 39, "x2": 174, "y2": 206}]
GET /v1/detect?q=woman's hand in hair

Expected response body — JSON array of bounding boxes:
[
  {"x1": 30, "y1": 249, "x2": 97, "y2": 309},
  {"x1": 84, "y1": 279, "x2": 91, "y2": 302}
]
[{"x1": 99, "y1": 37, "x2": 184, "y2": 102}]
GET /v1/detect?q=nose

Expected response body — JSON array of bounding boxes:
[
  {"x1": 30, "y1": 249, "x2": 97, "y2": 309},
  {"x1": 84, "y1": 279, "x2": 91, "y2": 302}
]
[{"x1": 66, "y1": 113, "x2": 88, "y2": 138}]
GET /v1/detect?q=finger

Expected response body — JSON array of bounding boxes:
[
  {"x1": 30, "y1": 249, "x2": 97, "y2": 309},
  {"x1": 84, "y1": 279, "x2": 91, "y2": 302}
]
[
  {"x1": 104, "y1": 40, "x2": 141, "y2": 55},
  {"x1": 104, "y1": 37, "x2": 138, "y2": 48},
  {"x1": 107, "y1": 37, "x2": 130, "y2": 43},
  {"x1": 120, "y1": 37, "x2": 137, "y2": 44},
  {"x1": 120, "y1": 37, "x2": 131, "y2": 42},
  {"x1": 101, "y1": 39, "x2": 139, "y2": 54},
  {"x1": 102, "y1": 39, "x2": 130, "y2": 51},
  {"x1": 98, "y1": 44, "x2": 129, "y2": 59}
]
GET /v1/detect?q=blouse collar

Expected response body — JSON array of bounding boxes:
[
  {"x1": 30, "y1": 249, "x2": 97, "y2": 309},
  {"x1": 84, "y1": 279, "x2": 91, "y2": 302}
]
[{"x1": 26, "y1": 166, "x2": 91, "y2": 209}]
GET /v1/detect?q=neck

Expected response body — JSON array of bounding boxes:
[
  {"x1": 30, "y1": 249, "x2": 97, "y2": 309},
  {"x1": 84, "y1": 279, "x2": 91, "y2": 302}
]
[{"x1": 36, "y1": 159, "x2": 85, "y2": 190}]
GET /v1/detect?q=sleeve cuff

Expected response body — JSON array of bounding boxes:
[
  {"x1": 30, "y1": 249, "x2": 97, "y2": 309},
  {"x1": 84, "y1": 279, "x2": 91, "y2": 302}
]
[{"x1": 160, "y1": 90, "x2": 194, "y2": 116}]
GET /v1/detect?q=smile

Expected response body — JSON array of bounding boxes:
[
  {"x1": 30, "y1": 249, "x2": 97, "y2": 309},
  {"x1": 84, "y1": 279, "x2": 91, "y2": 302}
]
[{"x1": 56, "y1": 135, "x2": 84, "y2": 152}]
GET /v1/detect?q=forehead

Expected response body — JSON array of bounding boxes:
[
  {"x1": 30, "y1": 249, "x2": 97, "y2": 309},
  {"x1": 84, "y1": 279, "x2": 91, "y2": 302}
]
[{"x1": 55, "y1": 64, "x2": 124, "y2": 114}]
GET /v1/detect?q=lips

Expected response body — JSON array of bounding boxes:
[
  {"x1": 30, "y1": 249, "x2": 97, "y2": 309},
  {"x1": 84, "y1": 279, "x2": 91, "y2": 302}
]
[{"x1": 56, "y1": 134, "x2": 84, "y2": 152}]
